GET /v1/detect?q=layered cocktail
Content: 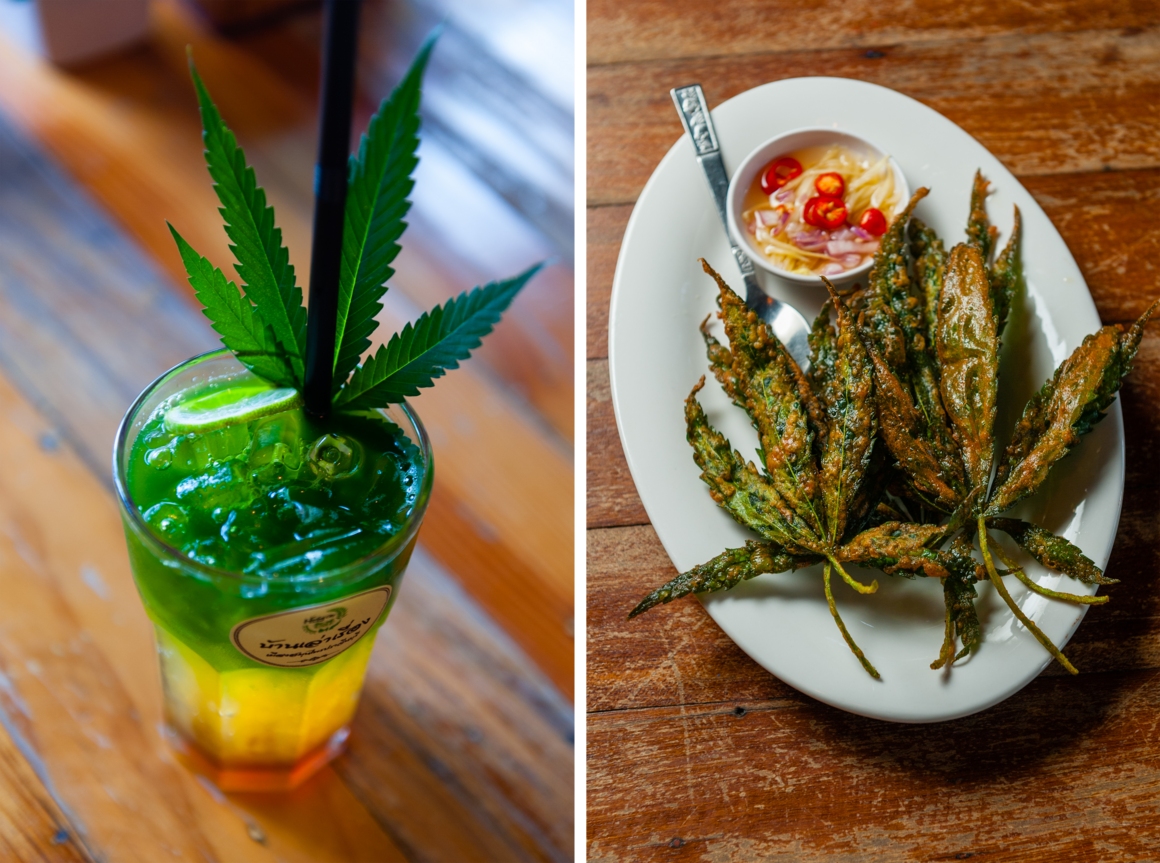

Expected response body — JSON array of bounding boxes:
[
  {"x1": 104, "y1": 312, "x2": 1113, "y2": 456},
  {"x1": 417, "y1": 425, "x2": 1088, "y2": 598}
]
[
  {"x1": 115, "y1": 25, "x2": 537, "y2": 791},
  {"x1": 114, "y1": 351, "x2": 432, "y2": 790}
]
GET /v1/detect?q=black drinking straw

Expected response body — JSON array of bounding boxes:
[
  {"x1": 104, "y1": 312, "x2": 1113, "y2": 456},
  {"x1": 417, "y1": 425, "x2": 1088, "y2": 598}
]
[{"x1": 304, "y1": 0, "x2": 362, "y2": 419}]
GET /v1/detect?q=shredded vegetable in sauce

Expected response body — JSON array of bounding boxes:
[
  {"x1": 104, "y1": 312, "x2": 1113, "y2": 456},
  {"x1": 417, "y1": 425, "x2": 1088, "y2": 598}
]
[{"x1": 742, "y1": 144, "x2": 903, "y2": 277}]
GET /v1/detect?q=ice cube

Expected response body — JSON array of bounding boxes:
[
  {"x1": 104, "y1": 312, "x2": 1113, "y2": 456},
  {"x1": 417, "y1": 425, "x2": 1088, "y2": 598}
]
[
  {"x1": 175, "y1": 461, "x2": 253, "y2": 512},
  {"x1": 307, "y1": 433, "x2": 362, "y2": 481},
  {"x1": 185, "y1": 537, "x2": 229, "y2": 568},
  {"x1": 144, "y1": 445, "x2": 174, "y2": 470},
  {"x1": 248, "y1": 414, "x2": 305, "y2": 486},
  {"x1": 141, "y1": 423, "x2": 175, "y2": 448},
  {"x1": 170, "y1": 423, "x2": 252, "y2": 472},
  {"x1": 362, "y1": 453, "x2": 416, "y2": 518},
  {"x1": 142, "y1": 502, "x2": 191, "y2": 545}
]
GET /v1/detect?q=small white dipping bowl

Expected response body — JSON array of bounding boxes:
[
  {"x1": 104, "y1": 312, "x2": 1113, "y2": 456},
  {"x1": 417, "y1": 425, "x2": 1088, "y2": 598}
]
[{"x1": 726, "y1": 127, "x2": 909, "y2": 286}]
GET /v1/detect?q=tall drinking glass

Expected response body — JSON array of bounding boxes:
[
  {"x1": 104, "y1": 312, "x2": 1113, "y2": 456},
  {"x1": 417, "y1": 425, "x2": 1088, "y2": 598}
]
[{"x1": 114, "y1": 350, "x2": 433, "y2": 791}]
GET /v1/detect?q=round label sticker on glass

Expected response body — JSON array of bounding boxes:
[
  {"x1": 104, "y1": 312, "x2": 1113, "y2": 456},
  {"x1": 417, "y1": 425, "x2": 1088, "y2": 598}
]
[{"x1": 230, "y1": 586, "x2": 392, "y2": 668}]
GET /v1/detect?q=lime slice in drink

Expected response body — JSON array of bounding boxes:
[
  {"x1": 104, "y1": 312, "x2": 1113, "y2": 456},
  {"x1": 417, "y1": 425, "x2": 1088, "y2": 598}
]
[{"x1": 165, "y1": 385, "x2": 302, "y2": 433}]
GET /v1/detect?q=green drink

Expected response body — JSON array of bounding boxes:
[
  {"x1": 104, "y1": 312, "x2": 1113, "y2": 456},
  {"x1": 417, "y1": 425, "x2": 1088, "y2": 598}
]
[
  {"x1": 119, "y1": 29, "x2": 538, "y2": 791},
  {"x1": 114, "y1": 350, "x2": 432, "y2": 791}
]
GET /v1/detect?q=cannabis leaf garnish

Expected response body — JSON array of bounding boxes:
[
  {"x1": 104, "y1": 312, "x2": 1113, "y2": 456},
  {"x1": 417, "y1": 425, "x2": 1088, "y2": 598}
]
[
  {"x1": 334, "y1": 269, "x2": 541, "y2": 409},
  {"x1": 168, "y1": 226, "x2": 297, "y2": 389},
  {"x1": 633, "y1": 173, "x2": 1157, "y2": 681},
  {"x1": 333, "y1": 34, "x2": 433, "y2": 393},
  {"x1": 189, "y1": 60, "x2": 307, "y2": 387},
  {"x1": 171, "y1": 32, "x2": 537, "y2": 410}
]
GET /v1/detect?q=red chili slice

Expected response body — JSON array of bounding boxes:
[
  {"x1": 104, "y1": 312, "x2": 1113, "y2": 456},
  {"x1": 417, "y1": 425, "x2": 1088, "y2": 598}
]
[
  {"x1": 805, "y1": 196, "x2": 847, "y2": 230},
  {"x1": 858, "y1": 207, "x2": 888, "y2": 236},
  {"x1": 814, "y1": 172, "x2": 845, "y2": 198},
  {"x1": 802, "y1": 197, "x2": 823, "y2": 227},
  {"x1": 761, "y1": 157, "x2": 803, "y2": 194}
]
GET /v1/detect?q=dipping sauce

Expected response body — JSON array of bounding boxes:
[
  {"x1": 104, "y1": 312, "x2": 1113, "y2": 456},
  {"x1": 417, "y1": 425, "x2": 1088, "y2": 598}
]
[{"x1": 741, "y1": 144, "x2": 903, "y2": 277}]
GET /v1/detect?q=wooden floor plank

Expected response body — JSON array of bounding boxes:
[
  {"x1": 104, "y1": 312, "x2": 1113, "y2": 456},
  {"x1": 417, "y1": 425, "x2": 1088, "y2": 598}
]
[
  {"x1": 588, "y1": 27, "x2": 1160, "y2": 207},
  {"x1": 343, "y1": 550, "x2": 574, "y2": 863},
  {"x1": 587, "y1": 359, "x2": 648, "y2": 529},
  {"x1": 588, "y1": 0, "x2": 1160, "y2": 65},
  {"x1": 588, "y1": 669, "x2": 1160, "y2": 862},
  {"x1": 586, "y1": 204, "x2": 629, "y2": 362},
  {"x1": 0, "y1": 726, "x2": 92, "y2": 863}
]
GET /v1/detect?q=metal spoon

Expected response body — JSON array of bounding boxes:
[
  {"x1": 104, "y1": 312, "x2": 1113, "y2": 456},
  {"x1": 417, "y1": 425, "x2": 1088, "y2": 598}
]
[{"x1": 671, "y1": 84, "x2": 812, "y2": 371}]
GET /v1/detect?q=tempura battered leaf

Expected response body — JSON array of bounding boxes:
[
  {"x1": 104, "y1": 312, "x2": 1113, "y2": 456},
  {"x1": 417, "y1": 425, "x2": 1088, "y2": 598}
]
[
  {"x1": 837, "y1": 521, "x2": 951, "y2": 578},
  {"x1": 910, "y1": 217, "x2": 946, "y2": 342},
  {"x1": 685, "y1": 380, "x2": 813, "y2": 551},
  {"x1": 700, "y1": 259, "x2": 776, "y2": 383},
  {"x1": 931, "y1": 537, "x2": 983, "y2": 669},
  {"x1": 989, "y1": 206, "x2": 1022, "y2": 338},
  {"x1": 988, "y1": 518, "x2": 1115, "y2": 585},
  {"x1": 703, "y1": 261, "x2": 822, "y2": 533},
  {"x1": 859, "y1": 189, "x2": 929, "y2": 379},
  {"x1": 866, "y1": 198, "x2": 963, "y2": 490},
  {"x1": 864, "y1": 347, "x2": 960, "y2": 511},
  {"x1": 700, "y1": 315, "x2": 746, "y2": 410},
  {"x1": 987, "y1": 299, "x2": 1159, "y2": 514},
  {"x1": 966, "y1": 170, "x2": 994, "y2": 262},
  {"x1": 807, "y1": 298, "x2": 839, "y2": 406},
  {"x1": 817, "y1": 283, "x2": 878, "y2": 544},
  {"x1": 746, "y1": 351, "x2": 823, "y2": 530},
  {"x1": 858, "y1": 197, "x2": 966, "y2": 508},
  {"x1": 937, "y1": 244, "x2": 998, "y2": 498},
  {"x1": 868, "y1": 188, "x2": 929, "y2": 324},
  {"x1": 840, "y1": 438, "x2": 892, "y2": 540},
  {"x1": 983, "y1": 528, "x2": 1108, "y2": 606},
  {"x1": 627, "y1": 541, "x2": 820, "y2": 618},
  {"x1": 807, "y1": 298, "x2": 841, "y2": 450}
]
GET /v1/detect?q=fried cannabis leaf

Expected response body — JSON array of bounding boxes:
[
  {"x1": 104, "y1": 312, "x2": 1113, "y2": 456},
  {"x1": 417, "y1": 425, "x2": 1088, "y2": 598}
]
[{"x1": 632, "y1": 173, "x2": 1156, "y2": 681}]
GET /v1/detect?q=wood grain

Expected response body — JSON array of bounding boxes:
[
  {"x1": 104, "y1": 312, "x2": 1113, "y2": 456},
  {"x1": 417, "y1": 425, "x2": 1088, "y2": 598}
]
[
  {"x1": 0, "y1": 728, "x2": 91, "y2": 862},
  {"x1": 588, "y1": 670, "x2": 1160, "y2": 862},
  {"x1": 344, "y1": 552, "x2": 574, "y2": 863},
  {"x1": 587, "y1": 359, "x2": 648, "y2": 529},
  {"x1": 588, "y1": 0, "x2": 1160, "y2": 65},
  {"x1": 587, "y1": 205, "x2": 629, "y2": 361},
  {"x1": 588, "y1": 27, "x2": 1160, "y2": 206}
]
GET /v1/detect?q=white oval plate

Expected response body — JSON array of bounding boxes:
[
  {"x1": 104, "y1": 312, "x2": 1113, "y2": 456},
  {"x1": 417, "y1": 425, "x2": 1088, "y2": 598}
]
[{"x1": 607, "y1": 77, "x2": 1124, "y2": 723}]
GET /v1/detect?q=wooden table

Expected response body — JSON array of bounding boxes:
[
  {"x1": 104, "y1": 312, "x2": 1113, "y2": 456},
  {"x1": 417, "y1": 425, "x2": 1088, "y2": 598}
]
[
  {"x1": 587, "y1": 3, "x2": 1160, "y2": 859},
  {"x1": 0, "y1": 1, "x2": 573, "y2": 860}
]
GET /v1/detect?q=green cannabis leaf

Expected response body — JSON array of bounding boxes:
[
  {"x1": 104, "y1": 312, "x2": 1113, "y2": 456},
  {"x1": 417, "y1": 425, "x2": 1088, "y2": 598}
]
[
  {"x1": 174, "y1": 30, "x2": 540, "y2": 413},
  {"x1": 168, "y1": 224, "x2": 296, "y2": 388},
  {"x1": 333, "y1": 32, "x2": 436, "y2": 393},
  {"x1": 335, "y1": 265, "x2": 541, "y2": 410},
  {"x1": 189, "y1": 59, "x2": 307, "y2": 387}
]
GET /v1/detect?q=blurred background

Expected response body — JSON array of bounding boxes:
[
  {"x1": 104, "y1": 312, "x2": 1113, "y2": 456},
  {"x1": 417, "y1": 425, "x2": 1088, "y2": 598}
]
[{"x1": 0, "y1": 0, "x2": 575, "y2": 695}]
